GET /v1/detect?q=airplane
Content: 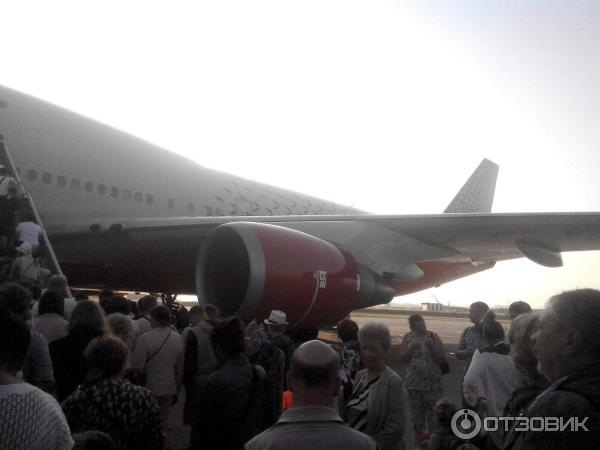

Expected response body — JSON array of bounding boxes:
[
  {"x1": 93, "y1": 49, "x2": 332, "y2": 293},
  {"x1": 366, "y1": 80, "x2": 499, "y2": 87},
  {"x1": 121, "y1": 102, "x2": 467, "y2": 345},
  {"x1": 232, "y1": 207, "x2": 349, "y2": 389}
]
[{"x1": 2, "y1": 84, "x2": 600, "y2": 327}]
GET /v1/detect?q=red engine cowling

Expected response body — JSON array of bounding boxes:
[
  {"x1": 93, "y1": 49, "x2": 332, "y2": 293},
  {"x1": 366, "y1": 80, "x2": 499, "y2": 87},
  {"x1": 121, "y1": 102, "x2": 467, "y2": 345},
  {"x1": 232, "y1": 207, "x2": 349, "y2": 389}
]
[{"x1": 195, "y1": 222, "x2": 393, "y2": 327}]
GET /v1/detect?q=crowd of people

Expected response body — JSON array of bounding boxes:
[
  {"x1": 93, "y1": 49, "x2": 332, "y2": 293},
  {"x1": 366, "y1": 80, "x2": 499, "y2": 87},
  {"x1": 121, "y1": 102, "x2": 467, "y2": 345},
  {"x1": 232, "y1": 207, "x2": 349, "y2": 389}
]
[{"x1": 0, "y1": 272, "x2": 599, "y2": 450}]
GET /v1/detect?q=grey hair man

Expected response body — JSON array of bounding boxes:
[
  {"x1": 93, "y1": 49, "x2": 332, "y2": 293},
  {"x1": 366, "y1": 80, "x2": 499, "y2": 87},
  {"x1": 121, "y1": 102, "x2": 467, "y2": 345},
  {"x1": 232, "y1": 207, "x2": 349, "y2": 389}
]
[
  {"x1": 245, "y1": 340, "x2": 376, "y2": 450},
  {"x1": 506, "y1": 289, "x2": 600, "y2": 450}
]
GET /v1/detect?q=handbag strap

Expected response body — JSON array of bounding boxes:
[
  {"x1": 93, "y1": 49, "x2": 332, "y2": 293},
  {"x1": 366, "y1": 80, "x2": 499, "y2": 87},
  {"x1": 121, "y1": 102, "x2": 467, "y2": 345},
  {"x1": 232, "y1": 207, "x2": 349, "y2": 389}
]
[{"x1": 146, "y1": 330, "x2": 171, "y2": 365}]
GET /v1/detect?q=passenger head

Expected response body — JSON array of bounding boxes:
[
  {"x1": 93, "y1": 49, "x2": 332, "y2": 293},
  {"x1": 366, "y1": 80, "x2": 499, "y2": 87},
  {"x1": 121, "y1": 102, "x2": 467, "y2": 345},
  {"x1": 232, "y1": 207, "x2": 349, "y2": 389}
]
[
  {"x1": 508, "y1": 312, "x2": 541, "y2": 382},
  {"x1": 264, "y1": 310, "x2": 287, "y2": 336},
  {"x1": 509, "y1": 301, "x2": 532, "y2": 320},
  {"x1": 469, "y1": 301, "x2": 489, "y2": 325},
  {"x1": 535, "y1": 289, "x2": 600, "y2": 382},
  {"x1": 69, "y1": 300, "x2": 106, "y2": 334},
  {"x1": 137, "y1": 295, "x2": 158, "y2": 316},
  {"x1": 23, "y1": 214, "x2": 36, "y2": 224},
  {"x1": 47, "y1": 274, "x2": 69, "y2": 297},
  {"x1": 359, "y1": 322, "x2": 391, "y2": 371},
  {"x1": 205, "y1": 304, "x2": 220, "y2": 321},
  {"x1": 0, "y1": 305, "x2": 31, "y2": 374},
  {"x1": 288, "y1": 326, "x2": 319, "y2": 347},
  {"x1": 75, "y1": 292, "x2": 90, "y2": 302},
  {"x1": 189, "y1": 305, "x2": 206, "y2": 326},
  {"x1": 98, "y1": 289, "x2": 114, "y2": 301},
  {"x1": 433, "y1": 399, "x2": 458, "y2": 430},
  {"x1": 108, "y1": 296, "x2": 131, "y2": 316},
  {"x1": 98, "y1": 289, "x2": 114, "y2": 313},
  {"x1": 477, "y1": 311, "x2": 504, "y2": 345},
  {"x1": 0, "y1": 282, "x2": 33, "y2": 320},
  {"x1": 73, "y1": 431, "x2": 117, "y2": 450},
  {"x1": 38, "y1": 290, "x2": 65, "y2": 316},
  {"x1": 106, "y1": 313, "x2": 134, "y2": 350},
  {"x1": 84, "y1": 335, "x2": 129, "y2": 382},
  {"x1": 408, "y1": 314, "x2": 427, "y2": 334},
  {"x1": 210, "y1": 317, "x2": 246, "y2": 361},
  {"x1": 150, "y1": 305, "x2": 171, "y2": 328},
  {"x1": 337, "y1": 318, "x2": 359, "y2": 343},
  {"x1": 288, "y1": 340, "x2": 340, "y2": 407},
  {"x1": 29, "y1": 284, "x2": 42, "y2": 301}
]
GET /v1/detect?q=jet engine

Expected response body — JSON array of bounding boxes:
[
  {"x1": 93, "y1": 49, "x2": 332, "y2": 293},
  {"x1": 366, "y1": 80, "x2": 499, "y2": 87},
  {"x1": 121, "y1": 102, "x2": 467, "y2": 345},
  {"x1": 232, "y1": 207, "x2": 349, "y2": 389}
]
[{"x1": 195, "y1": 222, "x2": 394, "y2": 327}]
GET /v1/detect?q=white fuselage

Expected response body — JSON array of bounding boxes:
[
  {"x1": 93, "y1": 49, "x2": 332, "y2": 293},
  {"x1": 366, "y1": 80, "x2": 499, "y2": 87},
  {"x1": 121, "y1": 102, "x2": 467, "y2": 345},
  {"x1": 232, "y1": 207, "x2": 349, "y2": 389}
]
[{"x1": 1, "y1": 85, "x2": 360, "y2": 234}]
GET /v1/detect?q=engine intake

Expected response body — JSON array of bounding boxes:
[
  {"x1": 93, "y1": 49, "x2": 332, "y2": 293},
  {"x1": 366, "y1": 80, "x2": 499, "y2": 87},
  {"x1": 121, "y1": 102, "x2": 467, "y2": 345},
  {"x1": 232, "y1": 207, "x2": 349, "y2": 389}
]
[{"x1": 195, "y1": 222, "x2": 393, "y2": 327}]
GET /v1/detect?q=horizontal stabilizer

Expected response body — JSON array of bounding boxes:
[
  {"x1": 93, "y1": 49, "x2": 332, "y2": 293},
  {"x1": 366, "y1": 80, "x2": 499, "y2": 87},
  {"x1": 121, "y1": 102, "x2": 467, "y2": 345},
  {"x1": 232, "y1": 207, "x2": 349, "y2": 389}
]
[{"x1": 444, "y1": 159, "x2": 499, "y2": 213}]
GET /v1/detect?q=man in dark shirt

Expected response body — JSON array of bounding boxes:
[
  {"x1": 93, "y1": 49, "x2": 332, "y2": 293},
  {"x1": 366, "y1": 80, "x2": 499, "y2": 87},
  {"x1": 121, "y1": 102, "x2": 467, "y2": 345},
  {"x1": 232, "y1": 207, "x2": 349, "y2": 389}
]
[{"x1": 506, "y1": 289, "x2": 600, "y2": 449}]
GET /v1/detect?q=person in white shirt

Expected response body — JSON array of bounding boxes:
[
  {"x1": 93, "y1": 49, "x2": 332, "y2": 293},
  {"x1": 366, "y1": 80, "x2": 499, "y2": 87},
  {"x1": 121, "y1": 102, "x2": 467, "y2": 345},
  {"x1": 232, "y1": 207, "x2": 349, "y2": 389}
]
[
  {"x1": 131, "y1": 305, "x2": 183, "y2": 447},
  {"x1": 31, "y1": 290, "x2": 68, "y2": 344},
  {"x1": 16, "y1": 215, "x2": 42, "y2": 251},
  {"x1": 0, "y1": 304, "x2": 73, "y2": 450},
  {"x1": 463, "y1": 311, "x2": 523, "y2": 449},
  {"x1": 0, "y1": 165, "x2": 16, "y2": 197}
]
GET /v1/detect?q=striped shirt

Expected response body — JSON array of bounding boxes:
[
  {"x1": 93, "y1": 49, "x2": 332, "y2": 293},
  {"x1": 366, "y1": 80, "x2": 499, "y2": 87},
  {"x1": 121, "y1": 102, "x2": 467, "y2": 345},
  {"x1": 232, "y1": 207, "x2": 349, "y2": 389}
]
[{"x1": 347, "y1": 376, "x2": 380, "y2": 432}]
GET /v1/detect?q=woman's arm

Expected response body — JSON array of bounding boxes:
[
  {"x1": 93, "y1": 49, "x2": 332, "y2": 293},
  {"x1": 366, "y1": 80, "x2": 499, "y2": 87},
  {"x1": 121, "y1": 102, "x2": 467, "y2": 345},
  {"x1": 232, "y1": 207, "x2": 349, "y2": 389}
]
[{"x1": 397, "y1": 335, "x2": 418, "y2": 363}]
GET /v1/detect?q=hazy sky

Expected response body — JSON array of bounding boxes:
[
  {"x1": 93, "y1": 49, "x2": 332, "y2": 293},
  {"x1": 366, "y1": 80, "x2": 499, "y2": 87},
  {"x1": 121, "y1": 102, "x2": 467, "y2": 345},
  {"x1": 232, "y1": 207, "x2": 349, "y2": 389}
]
[{"x1": 2, "y1": 1, "x2": 600, "y2": 308}]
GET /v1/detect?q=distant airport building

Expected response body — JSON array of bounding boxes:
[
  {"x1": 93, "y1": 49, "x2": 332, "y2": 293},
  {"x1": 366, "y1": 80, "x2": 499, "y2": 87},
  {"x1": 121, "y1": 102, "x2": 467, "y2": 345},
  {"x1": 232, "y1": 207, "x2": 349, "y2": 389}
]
[
  {"x1": 421, "y1": 302, "x2": 444, "y2": 312},
  {"x1": 420, "y1": 302, "x2": 469, "y2": 314}
]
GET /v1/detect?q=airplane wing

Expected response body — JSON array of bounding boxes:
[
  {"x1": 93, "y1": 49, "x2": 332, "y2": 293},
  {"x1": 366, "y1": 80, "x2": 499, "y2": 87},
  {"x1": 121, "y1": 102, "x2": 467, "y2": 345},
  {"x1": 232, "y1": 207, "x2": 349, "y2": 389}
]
[{"x1": 51, "y1": 211, "x2": 600, "y2": 292}]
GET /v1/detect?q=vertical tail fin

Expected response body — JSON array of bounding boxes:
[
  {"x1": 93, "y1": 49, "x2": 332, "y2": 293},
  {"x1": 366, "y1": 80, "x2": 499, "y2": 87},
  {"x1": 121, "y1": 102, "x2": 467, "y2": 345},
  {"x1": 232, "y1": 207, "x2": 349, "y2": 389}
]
[{"x1": 444, "y1": 159, "x2": 499, "y2": 213}]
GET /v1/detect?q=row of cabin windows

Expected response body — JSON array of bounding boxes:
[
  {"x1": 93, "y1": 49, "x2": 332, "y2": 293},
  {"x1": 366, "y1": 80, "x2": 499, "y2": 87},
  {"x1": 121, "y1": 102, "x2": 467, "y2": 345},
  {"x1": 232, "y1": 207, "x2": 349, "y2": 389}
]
[
  {"x1": 21, "y1": 168, "x2": 344, "y2": 216},
  {"x1": 24, "y1": 168, "x2": 195, "y2": 213}
]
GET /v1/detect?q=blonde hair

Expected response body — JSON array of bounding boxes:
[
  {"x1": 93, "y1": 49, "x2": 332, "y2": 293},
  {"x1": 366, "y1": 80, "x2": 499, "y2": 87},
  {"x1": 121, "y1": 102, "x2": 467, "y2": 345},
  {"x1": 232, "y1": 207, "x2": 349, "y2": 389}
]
[{"x1": 508, "y1": 312, "x2": 540, "y2": 380}]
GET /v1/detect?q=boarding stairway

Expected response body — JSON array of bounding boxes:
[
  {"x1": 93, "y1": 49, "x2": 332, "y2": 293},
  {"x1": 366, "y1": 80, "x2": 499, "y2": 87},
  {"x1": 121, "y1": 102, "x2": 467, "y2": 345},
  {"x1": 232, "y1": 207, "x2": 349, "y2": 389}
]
[{"x1": 0, "y1": 135, "x2": 70, "y2": 293}]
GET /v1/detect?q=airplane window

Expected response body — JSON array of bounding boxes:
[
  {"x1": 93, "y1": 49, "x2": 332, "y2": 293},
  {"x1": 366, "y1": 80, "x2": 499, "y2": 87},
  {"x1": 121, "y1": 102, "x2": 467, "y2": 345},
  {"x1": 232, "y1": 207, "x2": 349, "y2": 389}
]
[
  {"x1": 70, "y1": 179, "x2": 81, "y2": 190},
  {"x1": 146, "y1": 194, "x2": 154, "y2": 204},
  {"x1": 98, "y1": 184, "x2": 107, "y2": 195},
  {"x1": 42, "y1": 173, "x2": 52, "y2": 184},
  {"x1": 110, "y1": 187, "x2": 119, "y2": 198},
  {"x1": 85, "y1": 181, "x2": 93, "y2": 192},
  {"x1": 134, "y1": 192, "x2": 143, "y2": 202},
  {"x1": 123, "y1": 189, "x2": 131, "y2": 200},
  {"x1": 27, "y1": 170, "x2": 37, "y2": 181},
  {"x1": 168, "y1": 198, "x2": 175, "y2": 209},
  {"x1": 187, "y1": 202, "x2": 195, "y2": 215},
  {"x1": 57, "y1": 176, "x2": 67, "y2": 187}
]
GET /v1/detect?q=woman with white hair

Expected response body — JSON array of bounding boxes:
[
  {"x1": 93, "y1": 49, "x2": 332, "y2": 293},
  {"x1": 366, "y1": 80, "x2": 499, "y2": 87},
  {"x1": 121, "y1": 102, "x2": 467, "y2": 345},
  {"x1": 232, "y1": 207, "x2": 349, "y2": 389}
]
[
  {"x1": 106, "y1": 313, "x2": 135, "y2": 352},
  {"x1": 503, "y1": 312, "x2": 549, "y2": 449},
  {"x1": 346, "y1": 322, "x2": 408, "y2": 450}
]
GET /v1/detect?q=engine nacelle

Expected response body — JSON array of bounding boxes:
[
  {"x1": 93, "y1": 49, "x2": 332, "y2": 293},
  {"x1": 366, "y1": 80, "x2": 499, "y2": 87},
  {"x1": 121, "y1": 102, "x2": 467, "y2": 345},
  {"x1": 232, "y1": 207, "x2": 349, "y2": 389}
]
[{"x1": 195, "y1": 222, "x2": 393, "y2": 327}]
